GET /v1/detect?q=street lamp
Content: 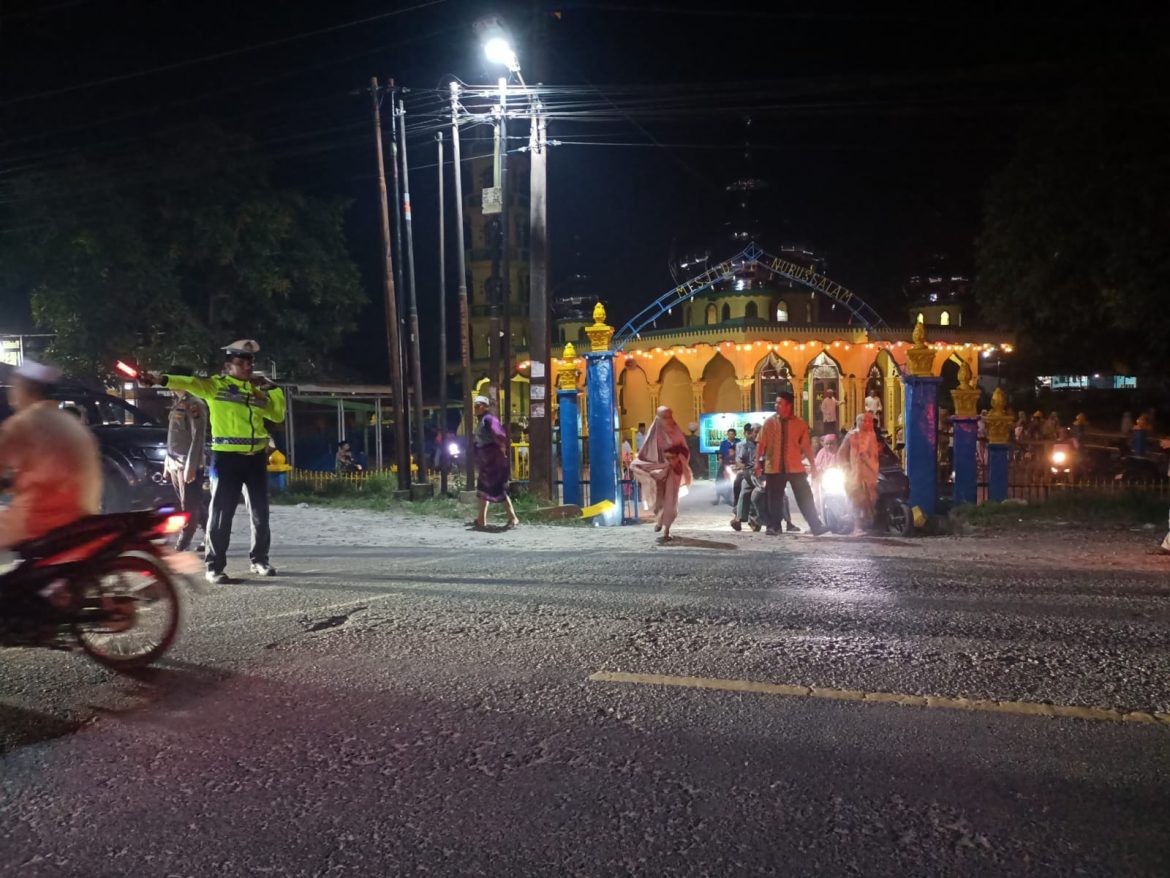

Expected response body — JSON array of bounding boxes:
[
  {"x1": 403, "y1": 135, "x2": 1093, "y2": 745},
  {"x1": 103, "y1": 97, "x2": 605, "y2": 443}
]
[
  {"x1": 476, "y1": 17, "x2": 552, "y2": 498},
  {"x1": 483, "y1": 36, "x2": 519, "y2": 72},
  {"x1": 477, "y1": 18, "x2": 520, "y2": 430}
]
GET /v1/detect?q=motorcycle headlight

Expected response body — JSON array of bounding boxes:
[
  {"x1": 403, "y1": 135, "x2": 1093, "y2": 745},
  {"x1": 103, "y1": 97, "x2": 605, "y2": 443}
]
[
  {"x1": 822, "y1": 467, "x2": 846, "y2": 494},
  {"x1": 1051, "y1": 450, "x2": 1067, "y2": 465},
  {"x1": 447, "y1": 442, "x2": 459, "y2": 455}
]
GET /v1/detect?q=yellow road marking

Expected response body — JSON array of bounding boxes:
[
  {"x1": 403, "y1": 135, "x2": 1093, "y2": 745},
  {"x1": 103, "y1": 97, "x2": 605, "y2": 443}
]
[{"x1": 587, "y1": 671, "x2": 1170, "y2": 727}]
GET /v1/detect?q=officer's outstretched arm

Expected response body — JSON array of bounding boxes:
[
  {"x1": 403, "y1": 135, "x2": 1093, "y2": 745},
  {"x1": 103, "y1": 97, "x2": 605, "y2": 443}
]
[
  {"x1": 260, "y1": 386, "x2": 287, "y2": 423},
  {"x1": 163, "y1": 374, "x2": 218, "y2": 400}
]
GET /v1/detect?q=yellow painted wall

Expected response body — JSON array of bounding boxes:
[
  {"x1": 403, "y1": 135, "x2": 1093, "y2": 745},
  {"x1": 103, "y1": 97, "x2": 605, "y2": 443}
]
[
  {"x1": 659, "y1": 358, "x2": 695, "y2": 428},
  {"x1": 620, "y1": 365, "x2": 651, "y2": 433}
]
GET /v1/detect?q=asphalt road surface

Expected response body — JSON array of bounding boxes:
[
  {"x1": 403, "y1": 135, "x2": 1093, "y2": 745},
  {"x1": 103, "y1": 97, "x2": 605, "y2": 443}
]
[{"x1": 3, "y1": 484, "x2": 1169, "y2": 876}]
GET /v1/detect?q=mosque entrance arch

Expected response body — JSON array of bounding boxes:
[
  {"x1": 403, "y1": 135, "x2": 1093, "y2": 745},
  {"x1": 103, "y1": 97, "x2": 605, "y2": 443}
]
[
  {"x1": 805, "y1": 351, "x2": 842, "y2": 435},
  {"x1": 755, "y1": 353, "x2": 794, "y2": 411}
]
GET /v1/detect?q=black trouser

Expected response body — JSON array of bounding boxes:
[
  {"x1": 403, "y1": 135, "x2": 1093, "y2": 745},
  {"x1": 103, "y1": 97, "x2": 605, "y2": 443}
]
[
  {"x1": 168, "y1": 466, "x2": 208, "y2": 552},
  {"x1": 207, "y1": 451, "x2": 270, "y2": 573},
  {"x1": 764, "y1": 471, "x2": 824, "y2": 533},
  {"x1": 731, "y1": 471, "x2": 747, "y2": 515}
]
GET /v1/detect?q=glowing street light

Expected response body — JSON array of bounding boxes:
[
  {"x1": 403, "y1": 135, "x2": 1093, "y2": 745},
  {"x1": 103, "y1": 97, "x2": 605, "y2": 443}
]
[{"x1": 483, "y1": 35, "x2": 519, "y2": 71}]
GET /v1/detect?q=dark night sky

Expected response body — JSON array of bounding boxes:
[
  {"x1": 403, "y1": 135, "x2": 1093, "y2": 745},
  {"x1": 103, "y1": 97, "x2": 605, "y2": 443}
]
[{"x1": 2, "y1": 1, "x2": 1168, "y2": 386}]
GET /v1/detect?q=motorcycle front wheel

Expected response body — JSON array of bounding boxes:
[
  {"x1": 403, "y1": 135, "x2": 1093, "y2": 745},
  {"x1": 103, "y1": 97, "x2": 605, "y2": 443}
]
[
  {"x1": 824, "y1": 501, "x2": 854, "y2": 535},
  {"x1": 74, "y1": 551, "x2": 181, "y2": 671},
  {"x1": 884, "y1": 499, "x2": 915, "y2": 537}
]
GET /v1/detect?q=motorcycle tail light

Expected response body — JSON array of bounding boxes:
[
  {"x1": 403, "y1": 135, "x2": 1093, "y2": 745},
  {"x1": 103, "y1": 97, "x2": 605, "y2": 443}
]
[{"x1": 156, "y1": 513, "x2": 190, "y2": 535}]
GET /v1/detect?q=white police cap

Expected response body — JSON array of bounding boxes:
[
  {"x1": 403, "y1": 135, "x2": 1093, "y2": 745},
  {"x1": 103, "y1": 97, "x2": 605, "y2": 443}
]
[{"x1": 223, "y1": 339, "x2": 260, "y2": 357}]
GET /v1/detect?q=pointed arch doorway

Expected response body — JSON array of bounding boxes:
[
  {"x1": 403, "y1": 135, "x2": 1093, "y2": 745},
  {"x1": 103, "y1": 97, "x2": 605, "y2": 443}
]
[
  {"x1": 806, "y1": 352, "x2": 842, "y2": 435},
  {"x1": 755, "y1": 353, "x2": 793, "y2": 410}
]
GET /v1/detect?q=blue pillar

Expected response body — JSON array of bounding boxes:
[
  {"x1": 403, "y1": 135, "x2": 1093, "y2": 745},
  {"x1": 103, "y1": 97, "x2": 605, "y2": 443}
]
[
  {"x1": 951, "y1": 416, "x2": 978, "y2": 507},
  {"x1": 557, "y1": 387, "x2": 581, "y2": 506},
  {"x1": 1133, "y1": 428, "x2": 1147, "y2": 456},
  {"x1": 585, "y1": 350, "x2": 620, "y2": 524},
  {"x1": 904, "y1": 375, "x2": 942, "y2": 517},
  {"x1": 987, "y1": 443, "x2": 1009, "y2": 502}
]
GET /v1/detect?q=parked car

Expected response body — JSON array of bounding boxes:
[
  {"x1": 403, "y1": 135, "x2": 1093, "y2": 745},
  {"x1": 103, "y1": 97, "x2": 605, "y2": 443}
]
[{"x1": 0, "y1": 381, "x2": 178, "y2": 513}]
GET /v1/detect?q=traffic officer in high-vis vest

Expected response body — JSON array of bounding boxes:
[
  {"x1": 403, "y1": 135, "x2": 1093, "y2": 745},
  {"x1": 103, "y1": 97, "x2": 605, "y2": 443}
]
[{"x1": 142, "y1": 340, "x2": 286, "y2": 584}]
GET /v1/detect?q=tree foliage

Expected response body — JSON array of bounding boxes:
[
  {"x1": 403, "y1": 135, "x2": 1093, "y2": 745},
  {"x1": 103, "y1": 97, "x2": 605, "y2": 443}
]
[
  {"x1": 0, "y1": 126, "x2": 365, "y2": 380},
  {"x1": 974, "y1": 65, "x2": 1170, "y2": 376}
]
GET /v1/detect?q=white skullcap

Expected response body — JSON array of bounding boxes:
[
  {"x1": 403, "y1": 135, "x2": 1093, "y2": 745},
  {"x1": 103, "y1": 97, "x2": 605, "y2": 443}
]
[{"x1": 14, "y1": 358, "x2": 62, "y2": 384}]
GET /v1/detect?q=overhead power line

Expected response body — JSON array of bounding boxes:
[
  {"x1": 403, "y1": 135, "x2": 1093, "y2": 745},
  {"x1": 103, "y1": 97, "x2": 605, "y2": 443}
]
[{"x1": 0, "y1": 0, "x2": 448, "y2": 108}]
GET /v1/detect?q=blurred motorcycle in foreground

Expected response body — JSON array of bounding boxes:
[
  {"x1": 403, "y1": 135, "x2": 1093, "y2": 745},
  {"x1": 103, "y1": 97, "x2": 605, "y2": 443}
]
[{"x1": 0, "y1": 508, "x2": 201, "y2": 672}]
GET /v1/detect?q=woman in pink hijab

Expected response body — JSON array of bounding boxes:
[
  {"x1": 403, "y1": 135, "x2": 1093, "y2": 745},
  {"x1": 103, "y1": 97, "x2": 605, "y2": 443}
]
[
  {"x1": 629, "y1": 405, "x2": 692, "y2": 541},
  {"x1": 836, "y1": 412, "x2": 880, "y2": 535}
]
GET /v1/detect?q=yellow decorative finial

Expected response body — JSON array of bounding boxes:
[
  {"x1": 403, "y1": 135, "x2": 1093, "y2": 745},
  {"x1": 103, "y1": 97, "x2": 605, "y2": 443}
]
[
  {"x1": 950, "y1": 358, "x2": 980, "y2": 417},
  {"x1": 906, "y1": 320, "x2": 934, "y2": 377},
  {"x1": 957, "y1": 358, "x2": 973, "y2": 389},
  {"x1": 985, "y1": 384, "x2": 1013, "y2": 443},
  {"x1": 585, "y1": 300, "x2": 614, "y2": 352},
  {"x1": 557, "y1": 344, "x2": 579, "y2": 390},
  {"x1": 990, "y1": 385, "x2": 1007, "y2": 414}
]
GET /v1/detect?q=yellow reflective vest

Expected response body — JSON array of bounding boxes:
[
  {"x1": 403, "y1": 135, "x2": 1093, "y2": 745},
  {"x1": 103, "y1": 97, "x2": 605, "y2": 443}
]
[{"x1": 163, "y1": 374, "x2": 286, "y2": 454}]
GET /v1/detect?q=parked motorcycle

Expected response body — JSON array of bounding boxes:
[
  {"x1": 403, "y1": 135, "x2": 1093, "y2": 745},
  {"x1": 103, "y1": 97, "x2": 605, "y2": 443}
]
[
  {"x1": 0, "y1": 508, "x2": 198, "y2": 672},
  {"x1": 820, "y1": 444, "x2": 914, "y2": 537}
]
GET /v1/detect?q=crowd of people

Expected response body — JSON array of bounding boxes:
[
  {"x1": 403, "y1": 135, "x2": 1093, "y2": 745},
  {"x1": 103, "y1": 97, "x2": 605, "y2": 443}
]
[{"x1": 625, "y1": 387, "x2": 898, "y2": 542}]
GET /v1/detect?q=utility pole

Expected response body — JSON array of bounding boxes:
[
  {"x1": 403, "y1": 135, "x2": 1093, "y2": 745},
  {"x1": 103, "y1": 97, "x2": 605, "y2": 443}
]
[
  {"x1": 527, "y1": 97, "x2": 551, "y2": 499},
  {"x1": 368, "y1": 77, "x2": 409, "y2": 491},
  {"x1": 498, "y1": 77, "x2": 512, "y2": 433},
  {"x1": 397, "y1": 97, "x2": 429, "y2": 485},
  {"x1": 387, "y1": 80, "x2": 410, "y2": 446},
  {"x1": 450, "y1": 82, "x2": 475, "y2": 489},
  {"x1": 488, "y1": 103, "x2": 502, "y2": 412},
  {"x1": 436, "y1": 131, "x2": 449, "y2": 496}
]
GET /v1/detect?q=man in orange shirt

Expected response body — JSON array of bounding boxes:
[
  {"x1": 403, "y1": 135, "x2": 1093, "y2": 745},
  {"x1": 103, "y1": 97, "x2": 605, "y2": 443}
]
[
  {"x1": 754, "y1": 391, "x2": 827, "y2": 537},
  {"x1": 0, "y1": 360, "x2": 101, "y2": 550}
]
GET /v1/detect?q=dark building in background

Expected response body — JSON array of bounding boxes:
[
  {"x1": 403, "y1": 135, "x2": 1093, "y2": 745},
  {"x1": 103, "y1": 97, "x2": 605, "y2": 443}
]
[{"x1": 904, "y1": 254, "x2": 971, "y2": 327}]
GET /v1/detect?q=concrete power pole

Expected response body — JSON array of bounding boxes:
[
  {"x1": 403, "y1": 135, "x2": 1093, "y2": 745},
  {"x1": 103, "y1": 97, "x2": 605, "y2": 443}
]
[
  {"x1": 450, "y1": 83, "x2": 475, "y2": 488},
  {"x1": 436, "y1": 131, "x2": 449, "y2": 497},
  {"x1": 397, "y1": 97, "x2": 429, "y2": 485},
  {"x1": 498, "y1": 79, "x2": 512, "y2": 433},
  {"x1": 368, "y1": 78, "x2": 409, "y2": 491},
  {"x1": 527, "y1": 99, "x2": 551, "y2": 499}
]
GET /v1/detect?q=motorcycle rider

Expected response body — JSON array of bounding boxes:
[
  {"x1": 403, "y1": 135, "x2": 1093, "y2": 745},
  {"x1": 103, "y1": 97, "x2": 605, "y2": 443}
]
[
  {"x1": 0, "y1": 361, "x2": 102, "y2": 625},
  {"x1": 0, "y1": 360, "x2": 102, "y2": 552},
  {"x1": 729, "y1": 424, "x2": 758, "y2": 531}
]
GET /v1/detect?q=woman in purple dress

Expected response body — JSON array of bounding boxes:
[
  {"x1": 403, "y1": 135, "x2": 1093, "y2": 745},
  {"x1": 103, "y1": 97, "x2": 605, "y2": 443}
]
[{"x1": 472, "y1": 395, "x2": 519, "y2": 530}]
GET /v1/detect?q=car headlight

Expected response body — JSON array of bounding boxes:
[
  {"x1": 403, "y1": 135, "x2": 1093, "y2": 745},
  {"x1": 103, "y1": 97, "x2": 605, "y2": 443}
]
[{"x1": 822, "y1": 466, "x2": 846, "y2": 494}]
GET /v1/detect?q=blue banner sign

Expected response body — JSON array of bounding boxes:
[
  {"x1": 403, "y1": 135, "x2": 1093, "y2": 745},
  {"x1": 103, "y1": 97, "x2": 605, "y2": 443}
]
[{"x1": 699, "y1": 411, "x2": 774, "y2": 453}]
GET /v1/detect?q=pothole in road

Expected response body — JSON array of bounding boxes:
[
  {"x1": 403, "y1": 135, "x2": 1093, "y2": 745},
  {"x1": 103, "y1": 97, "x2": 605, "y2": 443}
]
[{"x1": 300, "y1": 609, "x2": 367, "y2": 634}]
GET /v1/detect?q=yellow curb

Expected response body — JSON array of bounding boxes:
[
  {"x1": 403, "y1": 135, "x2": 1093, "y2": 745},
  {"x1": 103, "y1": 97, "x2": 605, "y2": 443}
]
[
  {"x1": 809, "y1": 687, "x2": 866, "y2": 702},
  {"x1": 1121, "y1": 712, "x2": 1159, "y2": 724},
  {"x1": 587, "y1": 672, "x2": 1165, "y2": 728},
  {"x1": 863, "y1": 692, "x2": 927, "y2": 707}
]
